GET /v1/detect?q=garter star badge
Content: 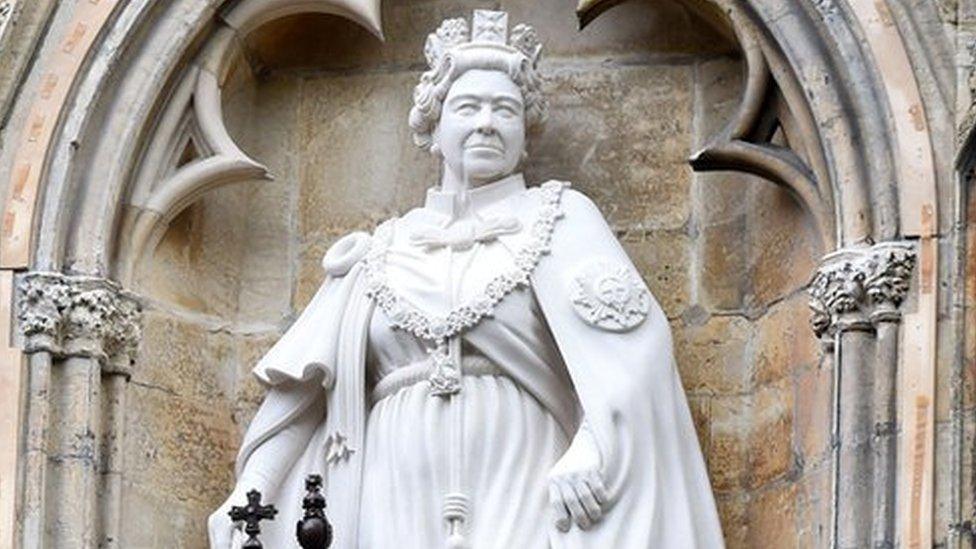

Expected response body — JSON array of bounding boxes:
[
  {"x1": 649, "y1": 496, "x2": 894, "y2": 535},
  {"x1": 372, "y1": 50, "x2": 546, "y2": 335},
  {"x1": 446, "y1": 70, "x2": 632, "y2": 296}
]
[
  {"x1": 570, "y1": 260, "x2": 651, "y2": 332},
  {"x1": 324, "y1": 431, "x2": 355, "y2": 466}
]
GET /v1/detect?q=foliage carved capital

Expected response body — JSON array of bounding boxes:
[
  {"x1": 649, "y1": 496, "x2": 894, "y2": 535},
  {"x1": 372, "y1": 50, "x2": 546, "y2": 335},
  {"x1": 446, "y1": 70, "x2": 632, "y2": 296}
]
[
  {"x1": 16, "y1": 272, "x2": 143, "y2": 374},
  {"x1": 808, "y1": 242, "x2": 916, "y2": 338}
]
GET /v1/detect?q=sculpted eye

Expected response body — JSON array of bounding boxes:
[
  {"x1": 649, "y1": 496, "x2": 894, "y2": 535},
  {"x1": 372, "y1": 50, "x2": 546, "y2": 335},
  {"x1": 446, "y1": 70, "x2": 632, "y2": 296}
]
[
  {"x1": 454, "y1": 102, "x2": 478, "y2": 115},
  {"x1": 495, "y1": 105, "x2": 517, "y2": 117},
  {"x1": 494, "y1": 101, "x2": 522, "y2": 117}
]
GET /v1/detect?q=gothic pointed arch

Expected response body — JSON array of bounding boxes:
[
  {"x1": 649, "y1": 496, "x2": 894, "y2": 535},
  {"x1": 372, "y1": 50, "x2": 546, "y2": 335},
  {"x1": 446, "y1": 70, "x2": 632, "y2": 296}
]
[{"x1": 0, "y1": 0, "x2": 948, "y2": 546}]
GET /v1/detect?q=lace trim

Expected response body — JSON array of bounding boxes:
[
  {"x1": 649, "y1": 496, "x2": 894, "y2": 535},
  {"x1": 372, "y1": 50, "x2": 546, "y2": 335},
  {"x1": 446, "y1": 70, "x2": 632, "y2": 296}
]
[{"x1": 363, "y1": 181, "x2": 567, "y2": 343}]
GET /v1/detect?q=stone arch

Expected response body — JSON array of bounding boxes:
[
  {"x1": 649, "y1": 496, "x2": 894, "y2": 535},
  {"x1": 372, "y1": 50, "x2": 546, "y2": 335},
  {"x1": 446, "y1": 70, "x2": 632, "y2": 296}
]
[{"x1": 0, "y1": 0, "x2": 944, "y2": 547}]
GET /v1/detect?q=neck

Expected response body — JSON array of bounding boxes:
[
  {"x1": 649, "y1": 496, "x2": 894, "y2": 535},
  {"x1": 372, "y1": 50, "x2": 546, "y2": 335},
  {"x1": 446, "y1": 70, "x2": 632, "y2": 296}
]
[
  {"x1": 440, "y1": 163, "x2": 509, "y2": 194},
  {"x1": 439, "y1": 165, "x2": 467, "y2": 195}
]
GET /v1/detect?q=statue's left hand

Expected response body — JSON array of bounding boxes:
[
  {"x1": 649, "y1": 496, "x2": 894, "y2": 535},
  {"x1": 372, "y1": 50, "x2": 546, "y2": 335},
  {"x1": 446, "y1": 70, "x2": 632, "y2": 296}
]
[{"x1": 547, "y1": 422, "x2": 608, "y2": 532}]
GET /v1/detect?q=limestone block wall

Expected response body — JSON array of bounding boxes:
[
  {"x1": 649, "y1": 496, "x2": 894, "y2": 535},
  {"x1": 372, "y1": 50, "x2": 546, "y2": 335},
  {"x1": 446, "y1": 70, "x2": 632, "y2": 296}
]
[{"x1": 126, "y1": 1, "x2": 827, "y2": 546}]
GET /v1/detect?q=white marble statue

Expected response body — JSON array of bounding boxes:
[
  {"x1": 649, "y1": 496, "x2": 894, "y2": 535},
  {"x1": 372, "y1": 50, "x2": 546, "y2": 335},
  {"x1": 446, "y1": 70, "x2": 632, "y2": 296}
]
[{"x1": 209, "y1": 10, "x2": 724, "y2": 548}]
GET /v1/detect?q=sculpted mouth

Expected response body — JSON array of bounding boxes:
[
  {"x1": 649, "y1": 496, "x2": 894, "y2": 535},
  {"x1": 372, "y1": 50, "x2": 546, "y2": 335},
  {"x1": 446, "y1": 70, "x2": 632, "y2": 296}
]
[{"x1": 466, "y1": 143, "x2": 504, "y2": 153}]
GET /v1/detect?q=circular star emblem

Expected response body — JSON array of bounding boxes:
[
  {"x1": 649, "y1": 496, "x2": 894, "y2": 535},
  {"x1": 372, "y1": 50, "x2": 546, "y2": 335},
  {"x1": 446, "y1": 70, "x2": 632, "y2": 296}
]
[{"x1": 569, "y1": 260, "x2": 651, "y2": 332}]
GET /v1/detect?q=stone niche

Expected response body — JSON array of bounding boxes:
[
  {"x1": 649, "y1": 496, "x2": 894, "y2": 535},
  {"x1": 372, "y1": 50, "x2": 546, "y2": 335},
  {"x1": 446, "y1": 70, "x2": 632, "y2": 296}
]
[{"x1": 128, "y1": 1, "x2": 824, "y2": 546}]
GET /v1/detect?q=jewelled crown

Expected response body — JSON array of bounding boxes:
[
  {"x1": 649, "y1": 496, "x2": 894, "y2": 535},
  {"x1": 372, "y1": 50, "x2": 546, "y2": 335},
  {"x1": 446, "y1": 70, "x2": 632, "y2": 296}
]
[{"x1": 423, "y1": 10, "x2": 543, "y2": 70}]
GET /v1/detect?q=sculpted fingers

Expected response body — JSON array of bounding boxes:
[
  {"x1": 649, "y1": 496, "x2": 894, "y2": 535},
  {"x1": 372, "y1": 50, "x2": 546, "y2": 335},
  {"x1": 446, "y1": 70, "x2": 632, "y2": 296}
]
[
  {"x1": 549, "y1": 482, "x2": 571, "y2": 532},
  {"x1": 549, "y1": 469, "x2": 609, "y2": 533},
  {"x1": 574, "y1": 478, "x2": 602, "y2": 526},
  {"x1": 586, "y1": 470, "x2": 609, "y2": 505},
  {"x1": 559, "y1": 479, "x2": 592, "y2": 530}
]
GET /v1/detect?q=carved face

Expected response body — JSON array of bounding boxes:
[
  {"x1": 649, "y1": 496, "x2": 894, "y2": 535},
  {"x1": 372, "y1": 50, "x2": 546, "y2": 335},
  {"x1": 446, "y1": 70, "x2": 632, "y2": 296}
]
[{"x1": 434, "y1": 69, "x2": 526, "y2": 185}]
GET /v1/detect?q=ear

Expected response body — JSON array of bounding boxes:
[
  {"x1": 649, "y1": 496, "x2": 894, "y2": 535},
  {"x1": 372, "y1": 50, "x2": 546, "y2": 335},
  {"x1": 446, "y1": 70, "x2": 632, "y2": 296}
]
[
  {"x1": 429, "y1": 122, "x2": 443, "y2": 157},
  {"x1": 431, "y1": 121, "x2": 441, "y2": 145}
]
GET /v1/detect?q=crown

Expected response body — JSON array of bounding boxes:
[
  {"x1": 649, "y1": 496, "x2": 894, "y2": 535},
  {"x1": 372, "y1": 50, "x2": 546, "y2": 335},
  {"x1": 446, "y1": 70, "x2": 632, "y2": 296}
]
[{"x1": 423, "y1": 10, "x2": 543, "y2": 70}]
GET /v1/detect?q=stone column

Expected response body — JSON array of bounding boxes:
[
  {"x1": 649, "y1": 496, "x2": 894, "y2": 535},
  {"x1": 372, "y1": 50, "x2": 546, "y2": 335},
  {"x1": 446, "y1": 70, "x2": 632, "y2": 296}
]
[
  {"x1": 17, "y1": 273, "x2": 65, "y2": 549},
  {"x1": 811, "y1": 250, "x2": 876, "y2": 549},
  {"x1": 809, "y1": 242, "x2": 915, "y2": 549},
  {"x1": 15, "y1": 273, "x2": 142, "y2": 549},
  {"x1": 865, "y1": 244, "x2": 915, "y2": 547},
  {"x1": 97, "y1": 292, "x2": 139, "y2": 549}
]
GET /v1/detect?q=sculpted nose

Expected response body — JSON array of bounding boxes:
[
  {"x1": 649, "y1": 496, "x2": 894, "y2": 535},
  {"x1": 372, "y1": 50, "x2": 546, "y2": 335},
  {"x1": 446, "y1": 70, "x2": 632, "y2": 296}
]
[{"x1": 474, "y1": 105, "x2": 495, "y2": 133}]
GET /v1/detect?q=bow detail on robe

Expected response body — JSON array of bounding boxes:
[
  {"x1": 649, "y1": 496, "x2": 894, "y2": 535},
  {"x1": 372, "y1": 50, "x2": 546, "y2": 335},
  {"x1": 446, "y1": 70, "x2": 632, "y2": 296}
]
[{"x1": 409, "y1": 216, "x2": 522, "y2": 250}]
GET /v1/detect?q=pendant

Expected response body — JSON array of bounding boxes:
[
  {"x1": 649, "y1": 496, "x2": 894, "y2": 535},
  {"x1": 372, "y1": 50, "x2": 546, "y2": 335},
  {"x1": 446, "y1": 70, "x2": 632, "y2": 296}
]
[{"x1": 428, "y1": 338, "x2": 461, "y2": 397}]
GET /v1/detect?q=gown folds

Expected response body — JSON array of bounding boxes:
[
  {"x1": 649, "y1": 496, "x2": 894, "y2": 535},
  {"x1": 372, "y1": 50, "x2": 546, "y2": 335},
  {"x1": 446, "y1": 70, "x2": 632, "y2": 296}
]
[{"x1": 232, "y1": 174, "x2": 724, "y2": 548}]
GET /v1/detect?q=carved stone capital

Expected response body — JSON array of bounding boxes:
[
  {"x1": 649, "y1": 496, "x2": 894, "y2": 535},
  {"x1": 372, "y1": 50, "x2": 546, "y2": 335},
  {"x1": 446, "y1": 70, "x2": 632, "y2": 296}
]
[
  {"x1": 808, "y1": 242, "x2": 916, "y2": 338},
  {"x1": 862, "y1": 242, "x2": 916, "y2": 323},
  {"x1": 17, "y1": 273, "x2": 70, "y2": 352},
  {"x1": 16, "y1": 272, "x2": 143, "y2": 374}
]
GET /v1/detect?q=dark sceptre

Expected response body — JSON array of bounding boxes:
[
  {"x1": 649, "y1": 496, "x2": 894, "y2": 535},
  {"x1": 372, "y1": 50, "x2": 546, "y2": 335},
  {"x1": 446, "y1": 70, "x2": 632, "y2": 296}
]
[
  {"x1": 228, "y1": 489, "x2": 278, "y2": 549},
  {"x1": 296, "y1": 474, "x2": 333, "y2": 548}
]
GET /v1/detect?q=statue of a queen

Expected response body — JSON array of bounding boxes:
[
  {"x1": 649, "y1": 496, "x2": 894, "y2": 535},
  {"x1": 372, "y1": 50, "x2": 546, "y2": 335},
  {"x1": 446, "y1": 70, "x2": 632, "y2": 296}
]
[{"x1": 209, "y1": 10, "x2": 724, "y2": 548}]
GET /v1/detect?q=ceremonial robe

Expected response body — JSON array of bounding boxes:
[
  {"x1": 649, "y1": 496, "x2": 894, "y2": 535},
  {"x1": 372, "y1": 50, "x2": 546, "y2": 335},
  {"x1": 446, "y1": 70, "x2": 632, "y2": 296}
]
[{"x1": 232, "y1": 180, "x2": 724, "y2": 548}]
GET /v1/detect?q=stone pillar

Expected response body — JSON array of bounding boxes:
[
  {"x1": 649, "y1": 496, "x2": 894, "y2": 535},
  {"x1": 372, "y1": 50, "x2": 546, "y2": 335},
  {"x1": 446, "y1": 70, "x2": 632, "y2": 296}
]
[
  {"x1": 808, "y1": 242, "x2": 915, "y2": 549},
  {"x1": 865, "y1": 244, "x2": 915, "y2": 547},
  {"x1": 811, "y1": 249, "x2": 876, "y2": 549},
  {"x1": 17, "y1": 273, "x2": 64, "y2": 549},
  {"x1": 15, "y1": 273, "x2": 142, "y2": 548}
]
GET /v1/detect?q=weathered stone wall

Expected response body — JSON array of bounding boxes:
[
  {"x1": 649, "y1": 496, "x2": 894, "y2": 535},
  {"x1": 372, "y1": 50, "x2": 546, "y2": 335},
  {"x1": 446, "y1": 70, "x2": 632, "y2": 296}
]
[
  {"x1": 922, "y1": 0, "x2": 975, "y2": 545},
  {"x1": 0, "y1": 0, "x2": 58, "y2": 204},
  {"x1": 128, "y1": 1, "x2": 828, "y2": 546}
]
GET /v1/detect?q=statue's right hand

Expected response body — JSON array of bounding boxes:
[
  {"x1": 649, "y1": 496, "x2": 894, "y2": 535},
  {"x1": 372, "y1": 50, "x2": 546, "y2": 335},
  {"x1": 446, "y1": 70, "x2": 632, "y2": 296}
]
[
  {"x1": 547, "y1": 421, "x2": 607, "y2": 532},
  {"x1": 208, "y1": 491, "x2": 246, "y2": 549}
]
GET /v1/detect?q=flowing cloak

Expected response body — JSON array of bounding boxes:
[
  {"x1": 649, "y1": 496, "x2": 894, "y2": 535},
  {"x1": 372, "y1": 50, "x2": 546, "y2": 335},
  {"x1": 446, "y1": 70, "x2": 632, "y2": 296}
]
[{"x1": 233, "y1": 184, "x2": 724, "y2": 548}]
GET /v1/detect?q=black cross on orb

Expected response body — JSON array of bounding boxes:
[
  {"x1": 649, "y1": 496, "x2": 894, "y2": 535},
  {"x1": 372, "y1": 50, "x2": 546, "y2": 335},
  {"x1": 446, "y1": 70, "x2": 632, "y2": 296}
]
[
  {"x1": 229, "y1": 489, "x2": 278, "y2": 549},
  {"x1": 297, "y1": 474, "x2": 333, "y2": 548}
]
